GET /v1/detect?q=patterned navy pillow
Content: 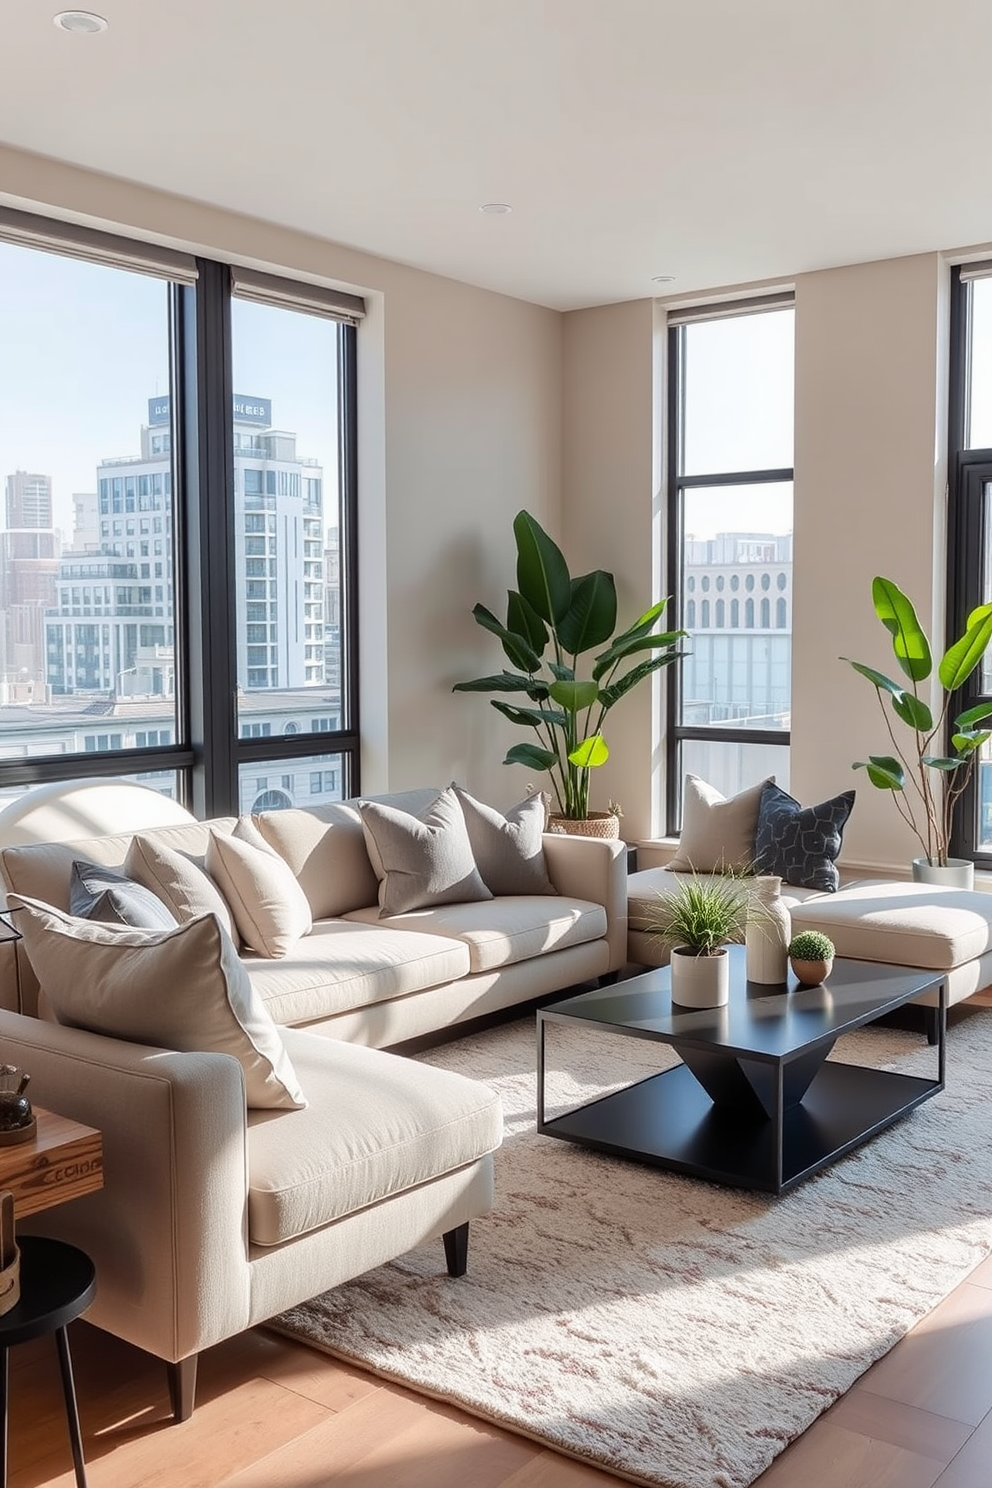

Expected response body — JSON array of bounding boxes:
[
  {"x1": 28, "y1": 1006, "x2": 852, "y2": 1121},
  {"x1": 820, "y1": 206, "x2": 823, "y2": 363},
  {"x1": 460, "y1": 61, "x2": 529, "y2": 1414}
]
[{"x1": 752, "y1": 783, "x2": 855, "y2": 892}]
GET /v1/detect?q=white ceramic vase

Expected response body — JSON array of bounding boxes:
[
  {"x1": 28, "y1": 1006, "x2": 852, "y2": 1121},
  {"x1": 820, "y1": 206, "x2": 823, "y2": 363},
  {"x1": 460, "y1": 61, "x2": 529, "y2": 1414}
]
[
  {"x1": 912, "y1": 857, "x2": 974, "y2": 890},
  {"x1": 745, "y1": 875, "x2": 790, "y2": 985},
  {"x1": 669, "y1": 945, "x2": 729, "y2": 1008}
]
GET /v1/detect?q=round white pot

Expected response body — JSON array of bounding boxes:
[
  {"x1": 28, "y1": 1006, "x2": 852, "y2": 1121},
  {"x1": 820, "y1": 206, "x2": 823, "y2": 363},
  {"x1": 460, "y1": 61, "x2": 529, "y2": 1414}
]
[
  {"x1": 670, "y1": 946, "x2": 729, "y2": 1008},
  {"x1": 911, "y1": 857, "x2": 974, "y2": 891}
]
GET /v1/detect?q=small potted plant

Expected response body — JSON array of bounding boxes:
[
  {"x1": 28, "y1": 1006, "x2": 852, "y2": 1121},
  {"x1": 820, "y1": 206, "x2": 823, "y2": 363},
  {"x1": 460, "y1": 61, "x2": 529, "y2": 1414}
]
[
  {"x1": 648, "y1": 873, "x2": 751, "y2": 1007},
  {"x1": 788, "y1": 931, "x2": 836, "y2": 986}
]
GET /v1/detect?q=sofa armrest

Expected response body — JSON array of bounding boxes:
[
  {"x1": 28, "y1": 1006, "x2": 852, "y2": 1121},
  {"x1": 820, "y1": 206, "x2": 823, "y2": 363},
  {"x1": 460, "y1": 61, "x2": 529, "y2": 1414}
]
[
  {"x1": 541, "y1": 833, "x2": 628, "y2": 972},
  {"x1": 0, "y1": 1010, "x2": 251, "y2": 1364}
]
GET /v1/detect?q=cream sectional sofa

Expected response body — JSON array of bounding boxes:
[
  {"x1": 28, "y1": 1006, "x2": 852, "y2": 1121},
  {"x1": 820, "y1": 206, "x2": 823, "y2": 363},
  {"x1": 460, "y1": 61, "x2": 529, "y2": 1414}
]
[{"x1": 0, "y1": 787, "x2": 628, "y2": 1418}]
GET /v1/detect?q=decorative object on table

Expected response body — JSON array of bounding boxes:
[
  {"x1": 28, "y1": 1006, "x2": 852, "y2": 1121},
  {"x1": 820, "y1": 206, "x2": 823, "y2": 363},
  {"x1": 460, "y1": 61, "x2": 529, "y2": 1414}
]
[
  {"x1": 453, "y1": 510, "x2": 685, "y2": 832},
  {"x1": 789, "y1": 930, "x2": 836, "y2": 986},
  {"x1": 753, "y1": 781, "x2": 856, "y2": 892},
  {"x1": 0, "y1": 1189, "x2": 18, "y2": 1314},
  {"x1": 745, "y1": 875, "x2": 791, "y2": 984},
  {"x1": 842, "y1": 575, "x2": 992, "y2": 889},
  {"x1": 647, "y1": 871, "x2": 751, "y2": 1007},
  {"x1": 0, "y1": 1064, "x2": 34, "y2": 1146}
]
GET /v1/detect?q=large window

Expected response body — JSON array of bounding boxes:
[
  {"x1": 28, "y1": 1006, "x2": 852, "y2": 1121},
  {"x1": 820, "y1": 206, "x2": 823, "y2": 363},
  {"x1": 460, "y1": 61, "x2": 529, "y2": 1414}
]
[
  {"x1": 948, "y1": 265, "x2": 992, "y2": 863},
  {"x1": 0, "y1": 212, "x2": 361, "y2": 815},
  {"x1": 666, "y1": 298, "x2": 794, "y2": 829}
]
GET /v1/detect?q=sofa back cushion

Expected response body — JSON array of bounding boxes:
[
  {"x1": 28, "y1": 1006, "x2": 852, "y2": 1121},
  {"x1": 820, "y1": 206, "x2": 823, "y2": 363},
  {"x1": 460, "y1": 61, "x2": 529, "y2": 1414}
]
[
  {"x1": 253, "y1": 805, "x2": 379, "y2": 919},
  {"x1": 206, "y1": 818, "x2": 312, "y2": 957}
]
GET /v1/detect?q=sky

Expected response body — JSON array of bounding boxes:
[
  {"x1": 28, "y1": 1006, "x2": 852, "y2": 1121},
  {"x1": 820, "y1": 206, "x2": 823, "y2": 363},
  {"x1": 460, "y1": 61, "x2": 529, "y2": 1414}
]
[{"x1": 0, "y1": 241, "x2": 341, "y2": 535}]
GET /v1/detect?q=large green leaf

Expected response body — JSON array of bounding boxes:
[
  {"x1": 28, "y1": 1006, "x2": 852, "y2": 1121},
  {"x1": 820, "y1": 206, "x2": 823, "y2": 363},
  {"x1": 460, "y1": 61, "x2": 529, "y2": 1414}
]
[
  {"x1": 593, "y1": 629, "x2": 686, "y2": 680},
  {"x1": 506, "y1": 590, "x2": 548, "y2": 657},
  {"x1": 949, "y1": 731, "x2": 991, "y2": 755},
  {"x1": 568, "y1": 734, "x2": 609, "y2": 768},
  {"x1": 598, "y1": 652, "x2": 682, "y2": 710},
  {"x1": 938, "y1": 602, "x2": 992, "y2": 691},
  {"x1": 503, "y1": 742, "x2": 557, "y2": 771},
  {"x1": 452, "y1": 671, "x2": 538, "y2": 694},
  {"x1": 871, "y1": 577, "x2": 932, "y2": 682},
  {"x1": 549, "y1": 679, "x2": 600, "y2": 712},
  {"x1": 955, "y1": 701, "x2": 992, "y2": 728},
  {"x1": 612, "y1": 599, "x2": 670, "y2": 644},
  {"x1": 853, "y1": 755, "x2": 905, "y2": 789},
  {"x1": 513, "y1": 511, "x2": 572, "y2": 625},
  {"x1": 921, "y1": 754, "x2": 964, "y2": 770},
  {"x1": 548, "y1": 661, "x2": 575, "y2": 682},
  {"x1": 890, "y1": 691, "x2": 933, "y2": 732},
  {"x1": 491, "y1": 699, "x2": 567, "y2": 729},
  {"x1": 470, "y1": 603, "x2": 541, "y2": 674},
  {"x1": 842, "y1": 658, "x2": 906, "y2": 697},
  {"x1": 557, "y1": 570, "x2": 617, "y2": 655}
]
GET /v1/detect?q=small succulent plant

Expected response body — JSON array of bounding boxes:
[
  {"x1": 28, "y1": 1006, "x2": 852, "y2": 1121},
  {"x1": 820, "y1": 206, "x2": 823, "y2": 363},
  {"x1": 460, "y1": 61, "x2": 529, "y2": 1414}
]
[{"x1": 788, "y1": 930, "x2": 835, "y2": 961}]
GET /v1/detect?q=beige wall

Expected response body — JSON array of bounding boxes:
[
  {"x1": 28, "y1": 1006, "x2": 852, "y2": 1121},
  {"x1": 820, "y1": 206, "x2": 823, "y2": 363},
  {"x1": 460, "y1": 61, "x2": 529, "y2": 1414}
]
[{"x1": 0, "y1": 145, "x2": 561, "y2": 810}]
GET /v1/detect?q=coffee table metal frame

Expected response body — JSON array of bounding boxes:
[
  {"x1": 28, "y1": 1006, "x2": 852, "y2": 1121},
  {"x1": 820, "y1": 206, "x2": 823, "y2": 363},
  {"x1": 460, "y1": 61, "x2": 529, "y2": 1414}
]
[{"x1": 536, "y1": 947, "x2": 946, "y2": 1194}]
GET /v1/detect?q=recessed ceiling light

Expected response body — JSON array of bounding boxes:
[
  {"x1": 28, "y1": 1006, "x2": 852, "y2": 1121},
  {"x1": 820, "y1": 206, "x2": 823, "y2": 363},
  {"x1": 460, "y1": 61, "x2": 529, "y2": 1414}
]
[
  {"x1": 651, "y1": 275, "x2": 676, "y2": 284},
  {"x1": 479, "y1": 203, "x2": 512, "y2": 215},
  {"x1": 53, "y1": 11, "x2": 109, "y2": 33}
]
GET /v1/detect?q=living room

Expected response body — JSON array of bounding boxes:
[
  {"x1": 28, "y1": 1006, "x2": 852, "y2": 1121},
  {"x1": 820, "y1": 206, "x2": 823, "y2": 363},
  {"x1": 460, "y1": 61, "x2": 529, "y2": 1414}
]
[{"x1": 1, "y1": 3, "x2": 991, "y2": 1487}]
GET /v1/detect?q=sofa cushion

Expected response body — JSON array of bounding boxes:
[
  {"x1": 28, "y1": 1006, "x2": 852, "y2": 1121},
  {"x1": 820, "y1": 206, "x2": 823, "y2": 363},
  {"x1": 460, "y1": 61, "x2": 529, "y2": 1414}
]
[
  {"x1": 125, "y1": 834, "x2": 237, "y2": 940},
  {"x1": 451, "y1": 784, "x2": 556, "y2": 896},
  {"x1": 243, "y1": 917, "x2": 472, "y2": 1027},
  {"x1": 752, "y1": 783, "x2": 855, "y2": 892},
  {"x1": 626, "y1": 867, "x2": 825, "y2": 934},
  {"x1": 69, "y1": 859, "x2": 179, "y2": 930},
  {"x1": 253, "y1": 804, "x2": 380, "y2": 919},
  {"x1": 359, "y1": 787, "x2": 492, "y2": 916},
  {"x1": 667, "y1": 775, "x2": 772, "y2": 874},
  {"x1": 247, "y1": 1029, "x2": 502, "y2": 1245},
  {"x1": 343, "y1": 895, "x2": 606, "y2": 974},
  {"x1": 206, "y1": 817, "x2": 312, "y2": 958},
  {"x1": 788, "y1": 879, "x2": 992, "y2": 971},
  {"x1": 8, "y1": 894, "x2": 306, "y2": 1109}
]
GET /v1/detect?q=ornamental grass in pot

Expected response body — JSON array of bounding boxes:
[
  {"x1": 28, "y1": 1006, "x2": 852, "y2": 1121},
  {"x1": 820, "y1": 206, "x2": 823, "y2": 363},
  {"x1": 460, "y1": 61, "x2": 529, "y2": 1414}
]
[{"x1": 648, "y1": 873, "x2": 752, "y2": 1008}]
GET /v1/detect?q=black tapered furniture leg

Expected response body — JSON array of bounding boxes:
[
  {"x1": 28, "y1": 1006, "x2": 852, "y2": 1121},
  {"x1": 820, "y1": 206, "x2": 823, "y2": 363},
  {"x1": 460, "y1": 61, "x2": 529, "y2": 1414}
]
[
  {"x1": 599, "y1": 970, "x2": 620, "y2": 987},
  {"x1": 442, "y1": 1222, "x2": 469, "y2": 1277},
  {"x1": 923, "y1": 1007, "x2": 940, "y2": 1046},
  {"x1": 167, "y1": 1354, "x2": 198, "y2": 1422}
]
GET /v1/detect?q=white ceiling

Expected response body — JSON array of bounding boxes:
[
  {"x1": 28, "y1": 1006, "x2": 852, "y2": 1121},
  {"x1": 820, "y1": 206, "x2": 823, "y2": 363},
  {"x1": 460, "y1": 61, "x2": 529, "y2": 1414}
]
[{"x1": 2, "y1": 0, "x2": 991, "y2": 311}]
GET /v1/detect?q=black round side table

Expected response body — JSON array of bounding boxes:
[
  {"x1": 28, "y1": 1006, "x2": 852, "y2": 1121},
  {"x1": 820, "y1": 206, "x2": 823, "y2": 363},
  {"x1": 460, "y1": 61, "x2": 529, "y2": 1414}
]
[{"x1": 0, "y1": 1235, "x2": 96, "y2": 1488}]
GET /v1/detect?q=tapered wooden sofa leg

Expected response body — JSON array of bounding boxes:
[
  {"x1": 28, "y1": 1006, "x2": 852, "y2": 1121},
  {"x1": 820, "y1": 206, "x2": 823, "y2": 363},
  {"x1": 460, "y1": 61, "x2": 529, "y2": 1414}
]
[
  {"x1": 443, "y1": 1222, "x2": 469, "y2": 1277},
  {"x1": 167, "y1": 1354, "x2": 198, "y2": 1422}
]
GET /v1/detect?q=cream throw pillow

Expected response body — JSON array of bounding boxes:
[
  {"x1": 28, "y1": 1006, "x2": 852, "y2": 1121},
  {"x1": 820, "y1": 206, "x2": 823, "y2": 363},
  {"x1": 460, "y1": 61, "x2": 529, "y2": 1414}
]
[
  {"x1": 9, "y1": 894, "x2": 306, "y2": 1110},
  {"x1": 359, "y1": 787, "x2": 493, "y2": 917},
  {"x1": 125, "y1": 833, "x2": 237, "y2": 940},
  {"x1": 451, "y1": 784, "x2": 556, "y2": 896},
  {"x1": 206, "y1": 817, "x2": 312, "y2": 958},
  {"x1": 667, "y1": 774, "x2": 774, "y2": 874}
]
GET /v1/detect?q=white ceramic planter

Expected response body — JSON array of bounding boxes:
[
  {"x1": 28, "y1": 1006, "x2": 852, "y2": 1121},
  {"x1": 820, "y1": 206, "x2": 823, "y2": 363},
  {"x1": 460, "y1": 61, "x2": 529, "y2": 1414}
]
[
  {"x1": 911, "y1": 857, "x2": 974, "y2": 891},
  {"x1": 670, "y1": 946, "x2": 729, "y2": 1008}
]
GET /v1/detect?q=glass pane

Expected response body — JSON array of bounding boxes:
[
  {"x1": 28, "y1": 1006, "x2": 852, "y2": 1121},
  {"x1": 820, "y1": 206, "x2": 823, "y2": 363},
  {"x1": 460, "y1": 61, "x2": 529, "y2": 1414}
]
[
  {"x1": 681, "y1": 483, "x2": 792, "y2": 728},
  {"x1": 0, "y1": 243, "x2": 176, "y2": 758},
  {"x1": 682, "y1": 308, "x2": 794, "y2": 476},
  {"x1": 969, "y1": 279, "x2": 992, "y2": 449},
  {"x1": 231, "y1": 299, "x2": 343, "y2": 736},
  {"x1": 0, "y1": 767, "x2": 181, "y2": 812},
  {"x1": 238, "y1": 753, "x2": 347, "y2": 814},
  {"x1": 677, "y1": 740, "x2": 790, "y2": 824}
]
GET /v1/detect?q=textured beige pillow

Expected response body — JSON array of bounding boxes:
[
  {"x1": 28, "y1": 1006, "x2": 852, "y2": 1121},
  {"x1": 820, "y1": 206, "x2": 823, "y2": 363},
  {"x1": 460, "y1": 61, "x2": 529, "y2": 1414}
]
[
  {"x1": 359, "y1": 787, "x2": 493, "y2": 917},
  {"x1": 667, "y1": 774, "x2": 774, "y2": 873},
  {"x1": 125, "y1": 833, "x2": 237, "y2": 940},
  {"x1": 206, "y1": 817, "x2": 312, "y2": 958},
  {"x1": 9, "y1": 894, "x2": 306, "y2": 1110},
  {"x1": 253, "y1": 804, "x2": 379, "y2": 918},
  {"x1": 451, "y1": 784, "x2": 556, "y2": 896}
]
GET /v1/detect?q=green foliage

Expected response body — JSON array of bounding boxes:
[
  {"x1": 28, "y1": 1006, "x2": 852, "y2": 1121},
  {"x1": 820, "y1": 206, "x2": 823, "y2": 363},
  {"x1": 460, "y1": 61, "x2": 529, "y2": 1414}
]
[
  {"x1": 647, "y1": 874, "x2": 751, "y2": 957},
  {"x1": 788, "y1": 930, "x2": 835, "y2": 961},
  {"x1": 454, "y1": 511, "x2": 686, "y2": 819},
  {"x1": 842, "y1": 576, "x2": 992, "y2": 867}
]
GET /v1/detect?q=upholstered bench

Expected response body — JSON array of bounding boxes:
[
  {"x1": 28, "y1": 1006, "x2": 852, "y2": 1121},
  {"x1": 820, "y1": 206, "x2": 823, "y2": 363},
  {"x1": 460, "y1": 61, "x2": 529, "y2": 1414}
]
[{"x1": 627, "y1": 867, "x2": 992, "y2": 1039}]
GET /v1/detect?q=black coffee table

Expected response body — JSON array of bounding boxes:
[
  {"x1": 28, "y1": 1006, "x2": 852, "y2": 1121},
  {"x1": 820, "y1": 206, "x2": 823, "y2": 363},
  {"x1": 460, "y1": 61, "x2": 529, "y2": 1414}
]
[{"x1": 536, "y1": 946, "x2": 946, "y2": 1193}]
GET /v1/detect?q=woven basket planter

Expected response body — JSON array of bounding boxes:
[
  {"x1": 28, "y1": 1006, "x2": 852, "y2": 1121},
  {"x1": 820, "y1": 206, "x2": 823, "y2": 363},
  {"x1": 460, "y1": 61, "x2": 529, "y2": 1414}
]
[{"x1": 547, "y1": 812, "x2": 621, "y2": 840}]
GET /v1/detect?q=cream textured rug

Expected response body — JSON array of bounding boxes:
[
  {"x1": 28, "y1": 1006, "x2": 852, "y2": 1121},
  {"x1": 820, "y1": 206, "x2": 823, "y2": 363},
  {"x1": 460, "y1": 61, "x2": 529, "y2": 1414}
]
[{"x1": 272, "y1": 1005, "x2": 992, "y2": 1488}]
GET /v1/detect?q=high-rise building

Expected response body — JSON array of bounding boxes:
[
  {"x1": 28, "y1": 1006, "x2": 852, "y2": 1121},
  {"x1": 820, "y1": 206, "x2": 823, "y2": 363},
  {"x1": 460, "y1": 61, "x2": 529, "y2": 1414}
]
[
  {"x1": 0, "y1": 470, "x2": 60, "y2": 687},
  {"x1": 5, "y1": 470, "x2": 53, "y2": 529}
]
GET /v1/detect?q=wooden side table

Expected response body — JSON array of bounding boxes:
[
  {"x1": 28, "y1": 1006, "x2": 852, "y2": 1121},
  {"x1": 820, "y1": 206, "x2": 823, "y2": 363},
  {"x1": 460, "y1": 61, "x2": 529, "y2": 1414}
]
[{"x1": 0, "y1": 1107, "x2": 103, "y2": 1488}]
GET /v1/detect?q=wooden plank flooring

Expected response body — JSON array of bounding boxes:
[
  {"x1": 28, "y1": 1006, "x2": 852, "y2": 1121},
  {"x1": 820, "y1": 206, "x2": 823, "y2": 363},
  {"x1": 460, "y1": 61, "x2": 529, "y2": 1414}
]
[{"x1": 11, "y1": 990, "x2": 992, "y2": 1488}]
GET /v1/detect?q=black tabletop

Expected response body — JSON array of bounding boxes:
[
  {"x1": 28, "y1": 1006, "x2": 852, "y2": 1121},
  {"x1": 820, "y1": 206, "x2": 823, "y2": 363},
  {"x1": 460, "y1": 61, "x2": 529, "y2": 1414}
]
[
  {"x1": 543, "y1": 945, "x2": 945, "y2": 1060},
  {"x1": 0, "y1": 1236, "x2": 95, "y2": 1347}
]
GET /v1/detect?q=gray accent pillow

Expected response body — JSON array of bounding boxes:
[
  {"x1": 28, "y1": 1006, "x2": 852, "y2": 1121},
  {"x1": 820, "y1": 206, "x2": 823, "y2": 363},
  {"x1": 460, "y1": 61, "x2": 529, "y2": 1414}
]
[
  {"x1": 69, "y1": 859, "x2": 179, "y2": 930},
  {"x1": 451, "y1": 784, "x2": 556, "y2": 896},
  {"x1": 752, "y1": 782, "x2": 856, "y2": 892},
  {"x1": 359, "y1": 787, "x2": 493, "y2": 917},
  {"x1": 667, "y1": 774, "x2": 773, "y2": 873}
]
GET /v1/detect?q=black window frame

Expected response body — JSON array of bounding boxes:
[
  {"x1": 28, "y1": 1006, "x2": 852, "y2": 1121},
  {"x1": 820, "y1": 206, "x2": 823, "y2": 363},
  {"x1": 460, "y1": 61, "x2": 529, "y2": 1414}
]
[
  {"x1": 664, "y1": 301, "x2": 794, "y2": 833},
  {"x1": 0, "y1": 217, "x2": 361, "y2": 816}
]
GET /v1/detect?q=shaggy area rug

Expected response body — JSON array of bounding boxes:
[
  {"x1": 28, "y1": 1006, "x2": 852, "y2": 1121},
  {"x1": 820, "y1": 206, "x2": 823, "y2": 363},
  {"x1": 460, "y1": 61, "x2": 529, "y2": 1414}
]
[{"x1": 272, "y1": 1005, "x2": 992, "y2": 1488}]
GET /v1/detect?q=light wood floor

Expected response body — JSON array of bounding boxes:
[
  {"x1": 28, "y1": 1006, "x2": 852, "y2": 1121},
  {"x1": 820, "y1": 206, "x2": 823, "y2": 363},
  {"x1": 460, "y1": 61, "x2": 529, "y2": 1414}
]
[{"x1": 12, "y1": 990, "x2": 992, "y2": 1488}]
